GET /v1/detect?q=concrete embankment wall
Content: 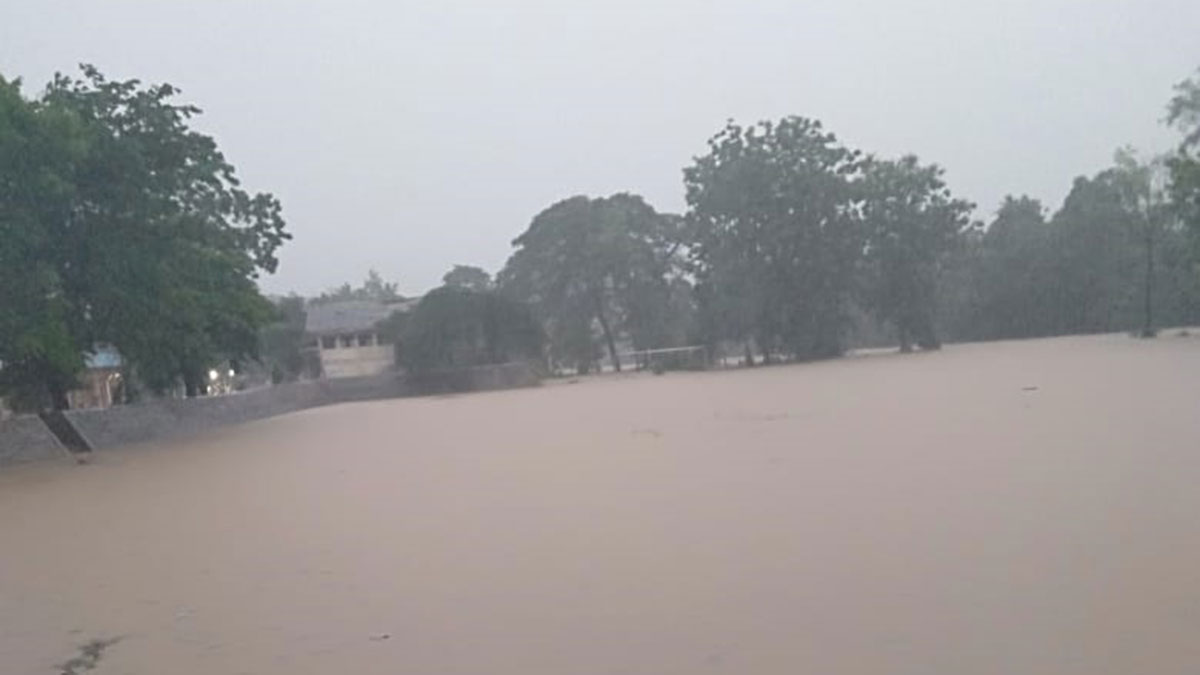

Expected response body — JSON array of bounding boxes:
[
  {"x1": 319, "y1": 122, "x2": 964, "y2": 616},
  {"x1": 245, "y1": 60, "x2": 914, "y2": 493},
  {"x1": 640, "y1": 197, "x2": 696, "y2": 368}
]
[
  {"x1": 62, "y1": 373, "x2": 419, "y2": 451},
  {"x1": 1, "y1": 363, "x2": 539, "y2": 465},
  {"x1": 0, "y1": 416, "x2": 67, "y2": 465}
]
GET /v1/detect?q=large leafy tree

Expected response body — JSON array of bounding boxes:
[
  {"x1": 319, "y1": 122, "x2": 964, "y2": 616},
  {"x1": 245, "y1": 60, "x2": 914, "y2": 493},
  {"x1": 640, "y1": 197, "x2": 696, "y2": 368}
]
[
  {"x1": 498, "y1": 194, "x2": 681, "y2": 373},
  {"x1": 1166, "y1": 68, "x2": 1200, "y2": 267},
  {"x1": 686, "y1": 117, "x2": 863, "y2": 361},
  {"x1": 0, "y1": 77, "x2": 89, "y2": 409},
  {"x1": 401, "y1": 286, "x2": 542, "y2": 373},
  {"x1": 0, "y1": 66, "x2": 288, "y2": 405},
  {"x1": 1102, "y1": 150, "x2": 1176, "y2": 337},
  {"x1": 259, "y1": 295, "x2": 314, "y2": 383},
  {"x1": 1046, "y1": 172, "x2": 1143, "y2": 335},
  {"x1": 956, "y1": 196, "x2": 1055, "y2": 340},
  {"x1": 858, "y1": 156, "x2": 974, "y2": 351}
]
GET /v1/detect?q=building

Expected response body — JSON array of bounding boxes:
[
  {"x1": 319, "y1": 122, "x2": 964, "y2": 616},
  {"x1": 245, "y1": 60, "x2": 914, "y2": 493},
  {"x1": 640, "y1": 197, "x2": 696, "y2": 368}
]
[
  {"x1": 0, "y1": 344, "x2": 125, "y2": 413},
  {"x1": 68, "y1": 345, "x2": 125, "y2": 409},
  {"x1": 304, "y1": 299, "x2": 419, "y2": 378}
]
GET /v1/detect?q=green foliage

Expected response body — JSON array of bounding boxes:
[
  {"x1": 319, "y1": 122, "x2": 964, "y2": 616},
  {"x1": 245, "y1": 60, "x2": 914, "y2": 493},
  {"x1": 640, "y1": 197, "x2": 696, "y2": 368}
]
[
  {"x1": 0, "y1": 76, "x2": 89, "y2": 409},
  {"x1": 0, "y1": 66, "x2": 288, "y2": 405},
  {"x1": 442, "y1": 265, "x2": 493, "y2": 292},
  {"x1": 259, "y1": 296, "x2": 312, "y2": 383},
  {"x1": 949, "y1": 196, "x2": 1055, "y2": 339},
  {"x1": 313, "y1": 270, "x2": 402, "y2": 305},
  {"x1": 943, "y1": 158, "x2": 1195, "y2": 343},
  {"x1": 1167, "y1": 68, "x2": 1200, "y2": 270},
  {"x1": 498, "y1": 194, "x2": 684, "y2": 373},
  {"x1": 1167, "y1": 68, "x2": 1200, "y2": 152},
  {"x1": 401, "y1": 287, "x2": 542, "y2": 373},
  {"x1": 858, "y1": 156, "x2": 975, "y2": 350},
  {"x1": 686, "y1": 117, "x2": 863, "y2": 360}
]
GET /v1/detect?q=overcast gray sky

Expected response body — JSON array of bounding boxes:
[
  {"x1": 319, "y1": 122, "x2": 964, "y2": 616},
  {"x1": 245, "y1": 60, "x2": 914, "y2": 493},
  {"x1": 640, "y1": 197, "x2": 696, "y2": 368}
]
[{"x1": 3, "y1": 0, "x2": 1197, "y2": 296}]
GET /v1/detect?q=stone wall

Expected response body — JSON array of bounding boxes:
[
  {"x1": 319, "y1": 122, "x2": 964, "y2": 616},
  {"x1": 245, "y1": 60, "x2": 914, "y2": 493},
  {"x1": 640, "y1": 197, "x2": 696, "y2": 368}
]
[
  {"x1": 61, "y1": 373, "x2": 418, "y2": 451},
  {"x1": 3, "y1": 364, "x2": 537, "y2": 463},
  {"x1": 0, "y1": 416, "x2": 66, "y2": 466},
  {"x1": 320, "y1": 372, "x2": 411, "y2": 404}
]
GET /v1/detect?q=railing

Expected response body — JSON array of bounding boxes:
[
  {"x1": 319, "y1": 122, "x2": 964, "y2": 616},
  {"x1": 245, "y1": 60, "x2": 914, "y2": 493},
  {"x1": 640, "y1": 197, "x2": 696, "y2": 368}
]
[{"x1": 622, "y1": 346, "x2": 709, "y2": 372}]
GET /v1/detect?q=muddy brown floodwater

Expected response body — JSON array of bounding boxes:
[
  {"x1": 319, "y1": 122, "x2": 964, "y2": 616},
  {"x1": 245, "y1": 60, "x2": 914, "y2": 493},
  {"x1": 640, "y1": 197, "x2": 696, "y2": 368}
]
[{"x1": 3, "y1": 334, "x2": 1200, "y2": 674}]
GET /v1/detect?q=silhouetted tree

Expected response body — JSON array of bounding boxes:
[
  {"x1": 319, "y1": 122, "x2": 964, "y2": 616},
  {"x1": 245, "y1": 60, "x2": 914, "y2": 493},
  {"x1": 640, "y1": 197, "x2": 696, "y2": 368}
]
[
  {"x1": 442, "y1": 265, "x2": 493, "y2": 292},
  {"x1": 858, "y1": 156, "x2": 974, "y2": 351},
  {"x1": 498, "y1": 194, "x2": 682, "y2": 373},
  {"x1": 1, "y1": 66, "x2": 288, "y2": 405},
  {"x1": 313, "y1": 270, "x2": 402, "y2": 305},
  {"x1": 686, "y1": 117, "x2": 863, "y2": 360},
  {"x1": 1166, "y1": 68, "x2": 1200, "y2": 280},
  {"x1": 401, "y1": 287, "x2": 542, "y2": 372}
]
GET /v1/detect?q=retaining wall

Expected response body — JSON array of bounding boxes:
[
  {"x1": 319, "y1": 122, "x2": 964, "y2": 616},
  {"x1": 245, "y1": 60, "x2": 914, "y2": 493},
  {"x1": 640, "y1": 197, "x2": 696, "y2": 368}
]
[
  {"x1": 63, "y1": 378, "x2": 329, "y2": 450},
  {"x1": 0, "y1": 416, "x2": 66, "y2": 466},
  {"x1": 3, "y1": 363, "x2": 538, "y2": 463}
]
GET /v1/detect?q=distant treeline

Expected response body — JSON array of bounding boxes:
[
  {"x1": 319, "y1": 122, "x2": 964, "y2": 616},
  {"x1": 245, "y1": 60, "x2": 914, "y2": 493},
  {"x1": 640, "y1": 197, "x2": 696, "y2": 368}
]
[
  {"x1": 5, "y1": 63, "x2": 1200, "y2": 409},
  {"x1": 485, "y1": 72, "x2": 1200, "y2": 372}
]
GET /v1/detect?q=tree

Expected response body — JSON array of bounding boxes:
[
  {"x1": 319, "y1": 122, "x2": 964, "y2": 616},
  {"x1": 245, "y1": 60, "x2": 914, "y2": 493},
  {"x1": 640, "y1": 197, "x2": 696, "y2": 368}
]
[
  {"x1": 1166, "y1": 68, "x2": 1200, "y2": 278},
  {"x1": 1104, "y1": 149, "x2": 1173, "y2": 337},
  {"x1": 0, "y1": 76, "x2": 88, "y2": 409},
  {"x1": 442, "y1": 265, "x2": 493, "y2": 292},
  {"x1": 498, "y1": 194, "x2": 682, "y2": 373},
  {"x1": 685, "y1": 117, "x2": 864, "y2": 361},
  {"x1": 957, "y1": 196, "x2": 1055, "y2": 340},
  {"x1": 0, "y1": 66, "x2": 289, "y2": 405},
  {"x1": 259, "y1": 295, "x2": 312, "y2": 383},
  {"x1": 1047, "y1": 172, "x2": 1142, "y2": 335},
  {"x1": 858, "y1": 156, "x2": 974, "y2": 351},
  {"x1": 401, "y1": 286, "x2": 542, "y2": 373},
  {"x1": 313, "y1": 270, "x2": 402, "y2": 305},
  {"x1": 46, "y1": 66, "x2": 288, "y2": 397}
]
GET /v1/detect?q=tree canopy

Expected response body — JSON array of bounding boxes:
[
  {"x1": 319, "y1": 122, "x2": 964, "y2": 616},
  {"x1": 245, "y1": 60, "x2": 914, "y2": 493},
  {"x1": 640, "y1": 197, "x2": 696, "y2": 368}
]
[
  {"x1": 858, "y1": 156, "x2": 974, "y2": 351},
  {"x1": 1167, "y1": 69, "x2": 1200, "y2": 267},
  {"x1": 685, "y1": 117, "x2": 864, "y2": 361},
  {"x1": 401, "y1": 286, "x2": 542, "y2": 373},
  {"x1": 442, "y1": 265, "x2": 493, "y2": 292},
  {"x1": 313, "y1": 270, "x2": 402, "y2": 305},
  {"x1": 0, "y1": 66, "x2": 288, "y2": 407},
  {"x1": 497, "y1": 194, "x2": 686, "y2": 373}
]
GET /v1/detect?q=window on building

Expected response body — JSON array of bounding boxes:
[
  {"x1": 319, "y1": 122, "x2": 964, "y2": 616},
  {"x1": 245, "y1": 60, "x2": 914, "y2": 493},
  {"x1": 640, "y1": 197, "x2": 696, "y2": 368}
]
[
  {"x1": 321, "y1": 335, "x2": 337, "y2": 350},
  {"x1": 358, "y1": 333, "x2": 373, "y2": 347}
]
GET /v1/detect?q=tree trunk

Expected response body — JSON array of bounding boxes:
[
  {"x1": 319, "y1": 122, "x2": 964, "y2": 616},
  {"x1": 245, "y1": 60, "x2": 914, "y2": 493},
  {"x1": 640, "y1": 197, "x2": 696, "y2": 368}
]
[
  {"x1": 593, "y1": 293, "x2": 621, "y2": 373},
  {"x1": 914, "y1": 309, "x2": 941, "y2": 351},
  {"x1": 898, "y1": 321, "x2": 913, "y2": 353},
  {"x1": 48, "y1": 381, "x2": 70, "y2": 412},
  {"x1": 183, "y1": 370, "x2": 204, "y2": 398},
  {"x1": 1142, "y1": 227, "x2": 1156, "y2": 338}
]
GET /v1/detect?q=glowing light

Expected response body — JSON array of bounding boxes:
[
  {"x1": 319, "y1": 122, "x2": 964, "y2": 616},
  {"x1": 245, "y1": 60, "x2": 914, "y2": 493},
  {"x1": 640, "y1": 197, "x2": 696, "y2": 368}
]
[{"x1": 208, "y1": 369, "x2": 219, "y2": 381}]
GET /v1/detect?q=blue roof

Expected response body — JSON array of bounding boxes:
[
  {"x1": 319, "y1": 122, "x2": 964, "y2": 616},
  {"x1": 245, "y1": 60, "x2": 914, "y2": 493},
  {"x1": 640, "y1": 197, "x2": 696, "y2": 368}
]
[{"x1": 85, "y1": 345, "x2": 123, "y2": 369}]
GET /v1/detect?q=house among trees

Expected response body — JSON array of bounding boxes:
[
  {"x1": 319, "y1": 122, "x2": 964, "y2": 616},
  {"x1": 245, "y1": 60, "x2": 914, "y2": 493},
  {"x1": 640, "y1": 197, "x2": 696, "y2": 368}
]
[
  {"x1": 68, "y1": 345, "x2": 125, "y2": 409},
  {"x1": 304, "y1": 299, "x2": 417, "y2": 378}
]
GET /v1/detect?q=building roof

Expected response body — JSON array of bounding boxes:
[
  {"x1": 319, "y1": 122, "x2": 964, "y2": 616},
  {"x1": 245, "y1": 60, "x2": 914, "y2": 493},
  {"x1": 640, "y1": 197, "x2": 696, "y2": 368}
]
[
  {"x1": 304, "y1": 298, "x2": 419, "y2": 335},
  {"x1": 85, "y1": 344, "x2": 123, "y2": 369}
]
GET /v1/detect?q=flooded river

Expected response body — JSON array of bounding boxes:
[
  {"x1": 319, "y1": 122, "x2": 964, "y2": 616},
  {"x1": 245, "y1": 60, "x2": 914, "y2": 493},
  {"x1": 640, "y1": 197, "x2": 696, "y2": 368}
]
[{"x1": 2, "y1": 334, "x2": 1199, "y2": 674}]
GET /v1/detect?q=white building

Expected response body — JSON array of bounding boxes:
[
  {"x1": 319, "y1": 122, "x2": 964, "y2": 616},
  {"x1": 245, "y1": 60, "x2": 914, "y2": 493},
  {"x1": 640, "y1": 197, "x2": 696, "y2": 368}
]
[{"x1": 304, "y1": 299, "x2": 418, "y2": 379}]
